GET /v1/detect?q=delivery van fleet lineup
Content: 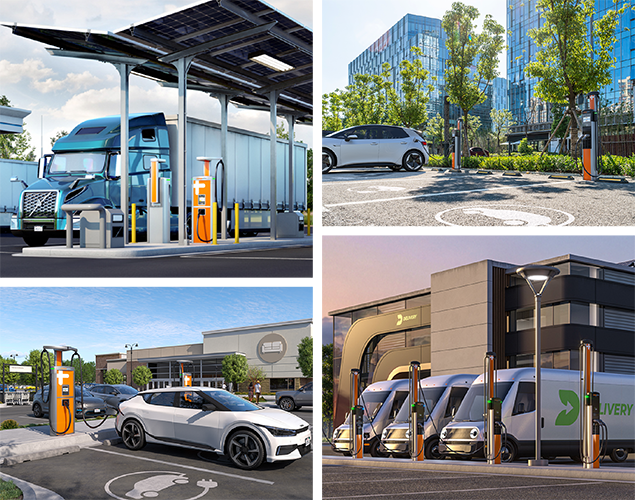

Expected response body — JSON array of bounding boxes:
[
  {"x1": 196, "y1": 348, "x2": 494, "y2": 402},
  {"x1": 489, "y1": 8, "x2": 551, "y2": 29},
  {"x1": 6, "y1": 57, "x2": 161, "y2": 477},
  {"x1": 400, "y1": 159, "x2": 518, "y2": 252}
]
[{"x1": 331, "y1": 368, "x2": 635, "y2": 463}]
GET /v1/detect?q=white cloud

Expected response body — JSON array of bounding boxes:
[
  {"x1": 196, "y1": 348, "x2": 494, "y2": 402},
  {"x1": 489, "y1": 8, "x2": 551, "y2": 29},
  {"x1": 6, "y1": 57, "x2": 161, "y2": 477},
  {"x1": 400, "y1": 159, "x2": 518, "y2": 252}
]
[
  {"x1": 0, "y1": 59, "x2": 54, "y2": 84},
  {"x1": 2, "y1": 1, "x2": 56, "y2": 25},
  {"x1": 33, "y1": 70, "x2": 112, "y2": 93}
]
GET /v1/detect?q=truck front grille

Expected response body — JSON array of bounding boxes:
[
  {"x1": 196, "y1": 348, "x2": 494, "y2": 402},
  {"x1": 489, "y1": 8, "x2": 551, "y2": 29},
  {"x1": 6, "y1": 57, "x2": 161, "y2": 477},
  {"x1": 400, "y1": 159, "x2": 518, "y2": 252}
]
[{"x1": 23, "y1": 191, "x2": 58, "y2": 218}]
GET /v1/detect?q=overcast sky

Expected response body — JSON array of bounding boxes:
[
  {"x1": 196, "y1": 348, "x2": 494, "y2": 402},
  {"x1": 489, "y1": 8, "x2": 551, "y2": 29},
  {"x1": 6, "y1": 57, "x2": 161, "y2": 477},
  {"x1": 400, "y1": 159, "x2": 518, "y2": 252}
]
[
  {"x1": 321, "y1": 0, "x2": 508, "y2": 95},
  {"x1": 0, "y1": 287, "x2": 313, "y2": 362},
  {"x1": 322, "y1": 235, "x2": 635, "y2": 344},
  {"x1": 0, "y1": 0, "x2": 313, "y2": 155}
]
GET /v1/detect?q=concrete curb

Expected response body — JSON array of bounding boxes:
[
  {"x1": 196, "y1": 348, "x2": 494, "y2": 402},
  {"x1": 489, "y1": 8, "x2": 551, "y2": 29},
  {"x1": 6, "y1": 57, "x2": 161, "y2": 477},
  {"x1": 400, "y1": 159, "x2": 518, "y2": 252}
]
[
  {"x1": 16, "y1": 236, "x2": 312, "y2": 259},
  {"x1": 0, "y1": 472, "x2": 64, "y2": 500},
  {"x1": 1, "y1": 446, "x2": 81, "y2": 466},
  {"x1": 322, "y1": 456, "x2": 635, "y2": 482}
]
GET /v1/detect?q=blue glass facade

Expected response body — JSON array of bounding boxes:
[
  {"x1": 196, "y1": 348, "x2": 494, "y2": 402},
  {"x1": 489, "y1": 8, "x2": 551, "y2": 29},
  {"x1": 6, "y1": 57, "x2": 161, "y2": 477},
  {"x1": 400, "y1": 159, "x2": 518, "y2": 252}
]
[
  {"x1": 507, "y1": 0, "x2": 634, "y2": 133},
  {"x1": 348, "y1": 14, "x2": 507, "y2": 131}
]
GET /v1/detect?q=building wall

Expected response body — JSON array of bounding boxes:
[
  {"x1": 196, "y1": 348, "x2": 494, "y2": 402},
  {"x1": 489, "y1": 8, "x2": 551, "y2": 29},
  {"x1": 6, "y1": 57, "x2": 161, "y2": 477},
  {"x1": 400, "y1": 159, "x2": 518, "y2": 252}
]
[{"x1": 96, "y1": 353, "x2": 125, "y2": 384}]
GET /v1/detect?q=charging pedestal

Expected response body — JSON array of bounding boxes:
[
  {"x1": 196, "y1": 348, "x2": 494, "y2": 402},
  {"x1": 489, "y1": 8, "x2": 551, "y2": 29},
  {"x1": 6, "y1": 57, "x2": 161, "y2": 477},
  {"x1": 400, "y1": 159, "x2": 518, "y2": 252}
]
[
  {"x1": 581, "y1": 340, "x2": 600, "y2": 469},
  {"x1": 409, "y1": 361, "x2": 425, "y2": 461},
  {"x1": 178, "y1": 360, "x2": 194, "y2": 387},
  {"x1": 147, "y1": 158, "x2": 170, "y2": 243},
  {"x1": 582, "y1": 92, "x2": 600, "y2": 181},
  {"x1": 43, "y1": 345, "x2": 78, "y2": 436},
  {"x1": 484, "y1": 352, "x2": 501, "y2": 464},
  {"x1": 192, "y1": 157, "x2": 223, "y2": 244},
  {"x1": 452, "y1": 118, "x2": 462, "y2": 171},
  {"x1": 350, "y1": 369, "x2": 363, "y2": 459}
]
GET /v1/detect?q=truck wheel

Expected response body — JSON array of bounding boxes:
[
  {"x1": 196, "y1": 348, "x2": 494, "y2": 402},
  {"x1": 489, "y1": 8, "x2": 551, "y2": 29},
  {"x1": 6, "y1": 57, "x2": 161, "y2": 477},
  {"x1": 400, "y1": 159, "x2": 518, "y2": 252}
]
[
  {"x1": 609, "y1": 448, "x2": 629, "y2": 463},
  {"x1": 23, "y1": 234, "x2": 49, "y2": 247},
  {"x1": 369, "y1": 438, "x2": 388, "y2": 457},
  {"x1": 424, "y1": 437, "x2": 444, "y2": 460}
]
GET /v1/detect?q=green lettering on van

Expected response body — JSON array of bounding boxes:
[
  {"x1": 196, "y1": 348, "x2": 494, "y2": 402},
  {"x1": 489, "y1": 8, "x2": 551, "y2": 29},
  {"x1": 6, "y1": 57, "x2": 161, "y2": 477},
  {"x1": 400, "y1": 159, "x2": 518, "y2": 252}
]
[{"x1": 555, "y1": 390, "x2": 579, "y2": 426}]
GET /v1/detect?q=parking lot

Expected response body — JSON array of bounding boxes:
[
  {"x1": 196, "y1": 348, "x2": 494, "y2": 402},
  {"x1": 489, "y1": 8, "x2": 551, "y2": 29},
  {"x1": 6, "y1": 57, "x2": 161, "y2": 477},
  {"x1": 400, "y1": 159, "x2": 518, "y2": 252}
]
[
  {"x1": 322, "y1": 168, "x2": 635, "y2": 226},
  {"x1": 0, "y1": 404, "x2": 312, "y2": 499}
]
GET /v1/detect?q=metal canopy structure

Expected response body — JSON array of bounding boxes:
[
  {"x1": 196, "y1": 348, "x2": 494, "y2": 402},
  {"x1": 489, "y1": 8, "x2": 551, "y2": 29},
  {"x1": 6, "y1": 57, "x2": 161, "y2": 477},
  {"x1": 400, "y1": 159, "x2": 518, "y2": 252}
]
[{"x1": 4, "y1": 0, "x2": 312, "y2": 244}]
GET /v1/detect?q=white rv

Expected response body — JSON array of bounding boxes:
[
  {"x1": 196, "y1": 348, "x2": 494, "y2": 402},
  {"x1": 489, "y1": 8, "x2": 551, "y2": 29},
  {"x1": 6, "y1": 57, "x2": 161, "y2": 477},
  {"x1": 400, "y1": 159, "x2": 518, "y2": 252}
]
[
  {"x1": 380, "y1": 374, "x2": 477, "y2": 459},
  {"x1": 439, "y1": 368, "x2": 635, "y2": 462}
]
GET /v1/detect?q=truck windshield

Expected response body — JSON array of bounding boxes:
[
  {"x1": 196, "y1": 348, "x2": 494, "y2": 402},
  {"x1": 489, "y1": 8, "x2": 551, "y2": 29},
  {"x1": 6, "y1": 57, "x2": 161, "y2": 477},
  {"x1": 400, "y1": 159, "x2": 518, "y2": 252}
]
[
  {"x1": 393, "y1": 386, "x2": 446, "y2": 423},
  {"x1": 344, "y1": 390, "x2": 390, "y2": 424},
  {"x1": 47, "y1": 153, "x2": 107, "y2": 176},
  {"x1": 453, "y1": 382, "x2": 514, "y2": 422}
]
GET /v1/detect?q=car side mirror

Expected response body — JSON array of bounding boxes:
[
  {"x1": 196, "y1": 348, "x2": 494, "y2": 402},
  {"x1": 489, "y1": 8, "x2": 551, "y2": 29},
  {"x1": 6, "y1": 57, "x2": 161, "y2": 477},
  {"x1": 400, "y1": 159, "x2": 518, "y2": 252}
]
[
  {"x1": 202, "y1": 403, "x2": 216, "y2": 412},
  {"x1": 451, "y1": 407, "x2": 456, "y2": 418},
  {"x1": 344, "y1": 134, "x2": 358, "y2": 142}
]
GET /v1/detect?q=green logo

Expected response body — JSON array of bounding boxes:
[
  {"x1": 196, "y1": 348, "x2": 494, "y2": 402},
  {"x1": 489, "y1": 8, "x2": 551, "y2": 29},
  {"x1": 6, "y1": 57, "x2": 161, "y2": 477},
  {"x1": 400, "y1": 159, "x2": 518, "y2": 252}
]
[{"x1": 555, "y1": 390, "x2": 579, "y2": 426}]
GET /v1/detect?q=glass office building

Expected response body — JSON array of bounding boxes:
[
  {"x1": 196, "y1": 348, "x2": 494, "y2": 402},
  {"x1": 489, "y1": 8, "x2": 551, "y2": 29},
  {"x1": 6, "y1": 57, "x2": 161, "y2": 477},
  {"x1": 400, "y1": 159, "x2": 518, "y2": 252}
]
[
  {"x1": 348, "y1": 14, "x2": 507, "y2": 131},
  {"x1": 507, "y1": 0, "x2": 634, "y2": 145}
]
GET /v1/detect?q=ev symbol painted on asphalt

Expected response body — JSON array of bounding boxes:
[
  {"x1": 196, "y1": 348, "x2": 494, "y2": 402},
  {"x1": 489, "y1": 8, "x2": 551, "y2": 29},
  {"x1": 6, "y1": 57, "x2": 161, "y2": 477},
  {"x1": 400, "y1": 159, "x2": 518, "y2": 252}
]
[
  {"x1": 105, "y1": 471, "x2": 218, "y2": 500},
  {"x1": 435, "y1": 204, "x2": 575, "y2": 226}
]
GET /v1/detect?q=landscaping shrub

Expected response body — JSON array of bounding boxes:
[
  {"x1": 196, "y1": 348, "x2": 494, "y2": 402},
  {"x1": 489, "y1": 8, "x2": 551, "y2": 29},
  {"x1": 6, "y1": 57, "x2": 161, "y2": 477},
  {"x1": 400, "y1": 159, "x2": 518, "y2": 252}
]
[{"x1": 1, "y1": 419, "x2": 19, "y2": 430}]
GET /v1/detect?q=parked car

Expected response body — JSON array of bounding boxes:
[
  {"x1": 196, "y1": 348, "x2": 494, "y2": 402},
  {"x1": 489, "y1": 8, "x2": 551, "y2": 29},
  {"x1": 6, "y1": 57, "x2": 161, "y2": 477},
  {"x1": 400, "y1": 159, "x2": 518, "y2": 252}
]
[
  {"x1": 469, "y1": 147, "x2": 490, "y2": 157},
  {"x1": 276, "y1": 382, "x2": 313, "y2": 411},
  {"x1": 32, "y1": 386, "x2": 108, "y2": 418},
  {"x1": 89, "y1": 384, "x2": 138, "y2": 408},
  {"x1": 116, "y1": 387, "x2": 312, "y2": 470},
  {"x1": 322, "y1": 125, "x2": 429, "y2": 173}
]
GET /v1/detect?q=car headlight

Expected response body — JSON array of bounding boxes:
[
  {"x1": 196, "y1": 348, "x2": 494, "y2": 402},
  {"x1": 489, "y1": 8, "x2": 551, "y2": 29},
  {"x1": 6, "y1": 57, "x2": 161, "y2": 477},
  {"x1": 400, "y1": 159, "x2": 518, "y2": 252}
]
[
  {"x1": 261, "y1": 425, "x2": 298, "y2": 437},
  {"x1": 381, "y1": 429, "x2": 388, "y2": 440},
  {"x1": 440, "y1": 428, "x2": 447, "y2": 440},
  {"x1": 470, "y1": 428, "x2": 479, "y2": 439}
]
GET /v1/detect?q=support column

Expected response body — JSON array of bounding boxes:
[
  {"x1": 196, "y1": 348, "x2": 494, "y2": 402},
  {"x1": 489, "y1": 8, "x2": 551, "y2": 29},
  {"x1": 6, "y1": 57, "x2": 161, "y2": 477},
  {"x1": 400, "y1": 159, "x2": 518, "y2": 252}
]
[
  {"x1": 286, "y1": 114, "x2": 296, "y2": 212},
  {"x1": 269, "y1": 90, "x2": 280, "y2": 240},
  {"x1": 114, "y1": 63, "x2": 133, "y2": 245},
  {"x1": 219, "y1": 94, "x2": 229, "y2": 240}
]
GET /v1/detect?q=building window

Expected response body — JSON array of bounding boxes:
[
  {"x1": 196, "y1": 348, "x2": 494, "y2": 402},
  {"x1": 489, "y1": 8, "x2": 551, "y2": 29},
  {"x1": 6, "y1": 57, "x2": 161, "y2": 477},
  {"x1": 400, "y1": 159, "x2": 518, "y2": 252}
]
[
  {"x1": 270, "y1": 378, "x2": 295, "y2": 391},
  {"x1": 510, "y1": 350, "x2": 579, "y2": 370}
]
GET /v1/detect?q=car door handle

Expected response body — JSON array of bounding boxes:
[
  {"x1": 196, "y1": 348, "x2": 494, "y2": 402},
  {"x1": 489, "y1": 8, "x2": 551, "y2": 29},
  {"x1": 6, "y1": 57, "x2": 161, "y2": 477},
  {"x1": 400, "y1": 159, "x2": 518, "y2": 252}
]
[
  {"x1": 400, "y1": 142, "x2": 408, "y2": 144},
  {"x1": 370, "y1": 142, "x2": 378, "y2": 145}
]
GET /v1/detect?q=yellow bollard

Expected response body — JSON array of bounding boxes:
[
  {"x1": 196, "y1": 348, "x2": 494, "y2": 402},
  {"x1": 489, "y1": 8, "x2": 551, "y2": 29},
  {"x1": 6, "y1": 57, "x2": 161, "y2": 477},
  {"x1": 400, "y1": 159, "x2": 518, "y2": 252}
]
[
  {"x1": 234, "y1": 202, "x2": 239, "y2": 244},
  {"x1": 212, "y1": 202, "x2": 218, "y2": 245},
  {"x1": 131, "y1": 203, "x2": 136, "y2": 243}
]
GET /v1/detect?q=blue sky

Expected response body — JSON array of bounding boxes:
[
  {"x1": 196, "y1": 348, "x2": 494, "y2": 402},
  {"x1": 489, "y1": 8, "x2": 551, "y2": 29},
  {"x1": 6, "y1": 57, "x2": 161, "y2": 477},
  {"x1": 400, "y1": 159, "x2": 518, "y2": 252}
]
[{"x1": 0, "y1": 287, "x2": 313, "y2": 363}]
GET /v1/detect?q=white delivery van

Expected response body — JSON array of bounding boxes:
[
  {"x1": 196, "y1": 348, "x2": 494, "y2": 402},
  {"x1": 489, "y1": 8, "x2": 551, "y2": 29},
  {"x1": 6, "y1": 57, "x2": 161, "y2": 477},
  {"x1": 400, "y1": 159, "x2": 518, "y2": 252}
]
[
  {"x1": 332, "y1": 379, "x2": 409, "y2": 457},
  {"x1": 381, "y1": 374, "x2": 477, "y2": 459},
  {"x1": 438, "y1": 368, "x2": 635, "y2": 462}
]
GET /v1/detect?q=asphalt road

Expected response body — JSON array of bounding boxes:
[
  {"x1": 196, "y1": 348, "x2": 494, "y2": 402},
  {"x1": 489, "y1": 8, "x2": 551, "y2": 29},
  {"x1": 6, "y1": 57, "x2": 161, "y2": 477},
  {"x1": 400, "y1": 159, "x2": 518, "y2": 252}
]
[
  {"x1": 322, "y1": 463, "x2": 635, "y2": 500},
  {"x1": 1, "y1": 407, "x2": 312, "y2": 500},
  {"x1": 322, "y1": 168, "x2": 635, "y2": 226},
  {"x1": 0, "y1": 233, "x2": 312, "y2": 277}
]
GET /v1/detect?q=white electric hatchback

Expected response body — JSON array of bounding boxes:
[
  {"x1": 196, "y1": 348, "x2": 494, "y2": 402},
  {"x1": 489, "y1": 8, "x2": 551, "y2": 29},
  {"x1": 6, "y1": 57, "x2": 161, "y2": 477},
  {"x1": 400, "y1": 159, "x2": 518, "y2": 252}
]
[
  {"x1": 322, "y1": 124, "x2": 429, "y2": 173},
  {"x1": 116, "y1": 387, "x2": 312, "y2": 470}
]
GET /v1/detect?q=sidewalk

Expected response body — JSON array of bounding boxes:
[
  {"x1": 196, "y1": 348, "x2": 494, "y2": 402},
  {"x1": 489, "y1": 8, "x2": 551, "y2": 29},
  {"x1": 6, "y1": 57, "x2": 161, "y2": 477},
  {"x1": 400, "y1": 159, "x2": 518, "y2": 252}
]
[
  {"x1": 16, "y1": 235, "x2": 312, "y2": 259},
  {"x1": 0, "y1": 419, "x2": 119, "y2": 466},
  {"x1": 322, "y1": 454, "x2": 635, "y2": 482}
]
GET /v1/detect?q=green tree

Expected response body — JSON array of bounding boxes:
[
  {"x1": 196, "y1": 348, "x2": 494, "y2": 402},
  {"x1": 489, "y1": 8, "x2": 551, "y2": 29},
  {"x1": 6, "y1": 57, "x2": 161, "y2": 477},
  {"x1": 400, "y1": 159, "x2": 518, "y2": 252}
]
[
  {"x1": 296, "y1": 336, "x2": 313, "y2": 378},
  {"x1": 62, "y1": 358, "x2": 96, "y2": 384},
  {"x1": 23, "y1": 349, "x2": 55, "y2": 386},
  {"x1": 490, "y1": 109, "x2": 516, "y2": 152},
  {"x1": 525, "y1": 0, "x2": 626, "y2": 156},
  {"x1": 442, "y1": 3, "x2": 505, "y2": 155},
  {"x1": 221, "y1": 354, "x2": 248, "y2": 388},
  {"x1": 387, "y1": 47, "x2": 434, "y2": 128},
  {"x1": 104, "y1": 368, "x2": 124, "y2": 385},
  {"x1": 425, "y1": 114, "x2": 446, "y2": 153},
  {"x1": 322, "y1": 91, "x2": 345, "y2": 132},
  {"x1": 518, "y1": 137, "x2": 534, "y2": 155},
  {"x1": 50, "y1": 130, "x2": 69, "y2": 148},
  {"x1": 0, "y1": 96, "x2": 36, "y2": 161},
  {"x1": 466, "y1": 115, "x2": 482, "y2": 147},
  {"x1": 246, "y1": 365, "x2": 268, "y2": 384},
  {"x1": 132, "y1": 365, "x2": 153, "y2": 388},
  {"x1": 322, "y1": 344, "x2": 334, "y2": 421},
  {"x1": 0, "y1": 357, "x2": 21, "y2": 385}
]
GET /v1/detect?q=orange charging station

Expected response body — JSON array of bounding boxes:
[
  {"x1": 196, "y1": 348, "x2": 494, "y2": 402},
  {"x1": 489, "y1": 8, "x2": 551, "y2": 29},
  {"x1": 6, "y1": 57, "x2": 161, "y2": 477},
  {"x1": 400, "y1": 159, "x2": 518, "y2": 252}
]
[
  {"x1": 452, "y1": 118, "x2": 462, "y2": 170},
  {"x1": 192, "y1": 157, "x2": 223, "y2": 244},
  {"x1": 581, "y1": 92, "x2": 599, "y2": 181},
  {"x1": 178, "y1": 360, "x2": 193, "y2": 387},
  {"x1": 581, "y1": 340, "x2": 600, "y2": 469},
  {"x1": 485, "y1": 352, "x2": 501, "y2": 464},
  {"x1": 350, "y1": 369, "x2": 363, "y2": 459},
  {"x1": 43, "y1": 345, "x2": 77, "y2": 436},
  {"x1": 409, "y1": 361, "x2": 425, "y2": 461}
]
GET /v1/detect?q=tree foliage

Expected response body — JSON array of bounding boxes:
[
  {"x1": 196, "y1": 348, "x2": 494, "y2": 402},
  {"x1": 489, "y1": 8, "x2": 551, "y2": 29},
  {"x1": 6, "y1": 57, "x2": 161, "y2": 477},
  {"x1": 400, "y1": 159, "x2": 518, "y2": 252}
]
[
  {"x1": 425, "y1": 114, "x2": 446, "y2": 151},
  {"x1": 442, "y1": 3, "x2": 504, "y2": 154},
  {"x1": 0, "y1": 96, "x2": 36, "y2": 161},
  {"x1": 0, "y1": 357, "x2": 21, "y2": 385},
  {"x1": 104, "y1": 368, "x2": 124, "y2": 385},
  {"x1": 246, "y1": 365, "x2": 268, "y2": 384},
  {"x1": 322, "y1": 344, "x2": 334, "y2": 421},
  {"x1": 525, "y1": 0, "x2": 625, "y2": 155},
  {"x1": 221, "y1": 354, "x2": 248, "y2": 387},
  {"x1": 490, "y1": 108, "x2": 516, "y2": 151},
  {"x1": 23, "y1": 349, "x2": 55, "y2": 386},
  {"x1": 50, "y1": 130, "x2": 69, "y2": 148},
  {"x1": 296, "y1": 336, "x2": 313, "y2": 377},
  {"x1": 132, "y1": 365, "x2": 153, "y2": 387},
  {"x1": 62, "y1": 358, "x2": 96, "y2": 384}
]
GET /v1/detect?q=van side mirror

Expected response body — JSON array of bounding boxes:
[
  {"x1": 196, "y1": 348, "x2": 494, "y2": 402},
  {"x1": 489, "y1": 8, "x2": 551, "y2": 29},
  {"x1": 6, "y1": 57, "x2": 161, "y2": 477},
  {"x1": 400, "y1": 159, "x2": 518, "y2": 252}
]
[{"x1": 451, "y1": 406, "x2": 456, "y2": 418}]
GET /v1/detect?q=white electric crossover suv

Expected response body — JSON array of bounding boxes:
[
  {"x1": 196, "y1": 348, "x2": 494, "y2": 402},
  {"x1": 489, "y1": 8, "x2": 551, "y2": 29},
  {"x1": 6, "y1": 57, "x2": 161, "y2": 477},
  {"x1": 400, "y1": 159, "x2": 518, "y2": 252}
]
[
  {"x1": 116, "y1": 387, "x2": 312, "y2": 470},
  {"x1": 322, "y1": 124, "x2": 429, "y2": 173}
]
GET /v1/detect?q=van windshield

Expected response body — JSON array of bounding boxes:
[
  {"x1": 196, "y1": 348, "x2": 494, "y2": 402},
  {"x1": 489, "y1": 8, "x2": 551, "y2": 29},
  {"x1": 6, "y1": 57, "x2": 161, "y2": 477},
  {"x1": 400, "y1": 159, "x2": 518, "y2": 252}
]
[
  {"x1": 453, "y1": 382, "x2": 514, "y2": 422},
  {"x1": 47, "y1": 153, "x2": 107, "y2": 176},
  {"x1": 344, "y1": 390, "x2": 390, "y2": 424},
  {"x1": 393, "y1": 387, "x2": 445, "y2": 423}
]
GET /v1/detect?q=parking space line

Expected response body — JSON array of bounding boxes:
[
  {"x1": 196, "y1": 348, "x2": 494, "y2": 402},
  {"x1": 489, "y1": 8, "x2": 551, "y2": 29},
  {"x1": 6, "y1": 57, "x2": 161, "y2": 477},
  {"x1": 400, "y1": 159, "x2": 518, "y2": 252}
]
[
  {"x1": 324, "y1": 180, "x2": 573, "y2": 208},
  {"x1": 323, "y1": 480, "x2": 603, "y2": 499},
  {"x1": 88, "y1": 448, "x2": 275, "y2": 485},
  {"x1": 181, "y1": 255, "x2": 311, "y2": 260},
  {"x1": 323, "y1": 475, "x2": 468, "y2": 484}
]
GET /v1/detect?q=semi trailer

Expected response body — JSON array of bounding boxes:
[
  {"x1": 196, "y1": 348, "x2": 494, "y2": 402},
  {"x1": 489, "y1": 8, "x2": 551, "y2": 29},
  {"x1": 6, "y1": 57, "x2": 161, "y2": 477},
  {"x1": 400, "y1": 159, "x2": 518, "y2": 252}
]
[{"x1": 10, "y1": 113, "x2": 307, "y2": 246}]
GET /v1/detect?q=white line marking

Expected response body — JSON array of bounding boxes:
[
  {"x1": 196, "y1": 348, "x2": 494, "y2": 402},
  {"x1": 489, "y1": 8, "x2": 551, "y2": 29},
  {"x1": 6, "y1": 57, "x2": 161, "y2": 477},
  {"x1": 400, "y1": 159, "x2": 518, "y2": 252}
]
[
  {"x1": 324, "y1": 180, "x2": 573, "y2": 208},
  {"x1": 88, "y1": 447, "x2": 274, "y2": 485},
  {"x1": 322, "y1": 481, "x2": 604, "y2": 499},
  {"x1": 182, "y1": 256, "x2": 311, "y2": 261}
]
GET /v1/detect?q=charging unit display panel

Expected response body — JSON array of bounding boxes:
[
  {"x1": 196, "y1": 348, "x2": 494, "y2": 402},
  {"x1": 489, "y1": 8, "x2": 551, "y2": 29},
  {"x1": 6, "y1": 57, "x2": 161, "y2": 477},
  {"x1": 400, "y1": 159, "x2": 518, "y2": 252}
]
[{"x1": 50, "y1": 366, "x2": 75, "y2": 436}]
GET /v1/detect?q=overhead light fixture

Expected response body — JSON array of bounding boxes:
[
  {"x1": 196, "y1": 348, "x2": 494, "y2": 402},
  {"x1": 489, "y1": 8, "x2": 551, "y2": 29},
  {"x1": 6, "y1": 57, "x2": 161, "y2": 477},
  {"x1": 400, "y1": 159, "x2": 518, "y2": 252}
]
[{"x1": 249, "y1": 51, "x2": 293, "y2": 72}]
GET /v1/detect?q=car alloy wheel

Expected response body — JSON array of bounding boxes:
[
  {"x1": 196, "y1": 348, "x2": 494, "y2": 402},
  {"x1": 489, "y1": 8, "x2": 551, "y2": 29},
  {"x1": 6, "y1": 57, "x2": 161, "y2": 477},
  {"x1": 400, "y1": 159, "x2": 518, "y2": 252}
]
[
  {"x1": 122, "y1": 420, "x2": 146, "y2": 450},
  {"x1": 322, "y1": 150, "x2": 335, "y2": 173},
  {"x1": 278, "y1": 397, "x2": 295, "y2": 411},
  {"x1": 228, "y1": 430, "x2": 265, "y2": 470},
  {"x1": 402, "y1": 150, "x2": 424, "y2": 171},
  {"x1": 32, "y1": 403, "x2": 44, "y2": 418}
]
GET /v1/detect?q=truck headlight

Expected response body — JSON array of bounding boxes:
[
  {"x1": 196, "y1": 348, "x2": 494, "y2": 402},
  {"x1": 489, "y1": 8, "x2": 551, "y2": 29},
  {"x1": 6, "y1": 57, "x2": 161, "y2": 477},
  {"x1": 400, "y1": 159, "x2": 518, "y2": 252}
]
[
  {"x1": 440, "y1": 428, "x2": 447, "y2": 440},
  {"x1": 381, "y1": 429, "x2": 388, "y2": 440},
  {"x1": 470, "y1": 428, "x2": 479, "y2": 439},
  {"x1": 405, "y1": 429, "x2": 411, "y2": 439}
]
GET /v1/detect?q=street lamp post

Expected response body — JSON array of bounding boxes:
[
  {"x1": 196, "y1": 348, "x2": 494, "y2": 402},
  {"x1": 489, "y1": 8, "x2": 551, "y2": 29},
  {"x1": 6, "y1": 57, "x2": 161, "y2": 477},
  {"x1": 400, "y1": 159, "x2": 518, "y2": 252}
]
[
  {"x1": 125, "y1": 343, "x2": 138, "y2": 385},
  {"x1": 514, "y1": 265, "x2": 560, "y2": 467}
]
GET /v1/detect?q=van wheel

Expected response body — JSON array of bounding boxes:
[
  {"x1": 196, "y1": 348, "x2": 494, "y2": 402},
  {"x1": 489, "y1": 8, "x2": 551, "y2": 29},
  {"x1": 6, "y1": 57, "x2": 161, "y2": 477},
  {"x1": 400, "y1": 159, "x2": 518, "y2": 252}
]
[
  {"x1": 424, "y1": 437, "x2": 444, "y2": 460},
  {"x1": 369, "y1": 438, "x2": 388, "y2": 457},
  {"x1": 569, "y1": 453, "x2": 582, "y2": 463},
  {"x1": 501, "y1": 441, "x2": 517, "y2": 463},
  {"x1": 609, "y1": 448, "x2": 629, "y2": 463},
  {"x1": 23, "y1": 234, "x2": 49, "y2": 247}
]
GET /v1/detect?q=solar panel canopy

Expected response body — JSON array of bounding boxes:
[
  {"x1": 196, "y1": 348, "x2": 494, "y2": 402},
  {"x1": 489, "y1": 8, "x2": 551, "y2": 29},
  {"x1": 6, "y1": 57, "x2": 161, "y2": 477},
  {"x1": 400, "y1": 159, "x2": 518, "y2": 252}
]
[{"x1": 3, "y1": 0, "x2": 312, "y2": 120}]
